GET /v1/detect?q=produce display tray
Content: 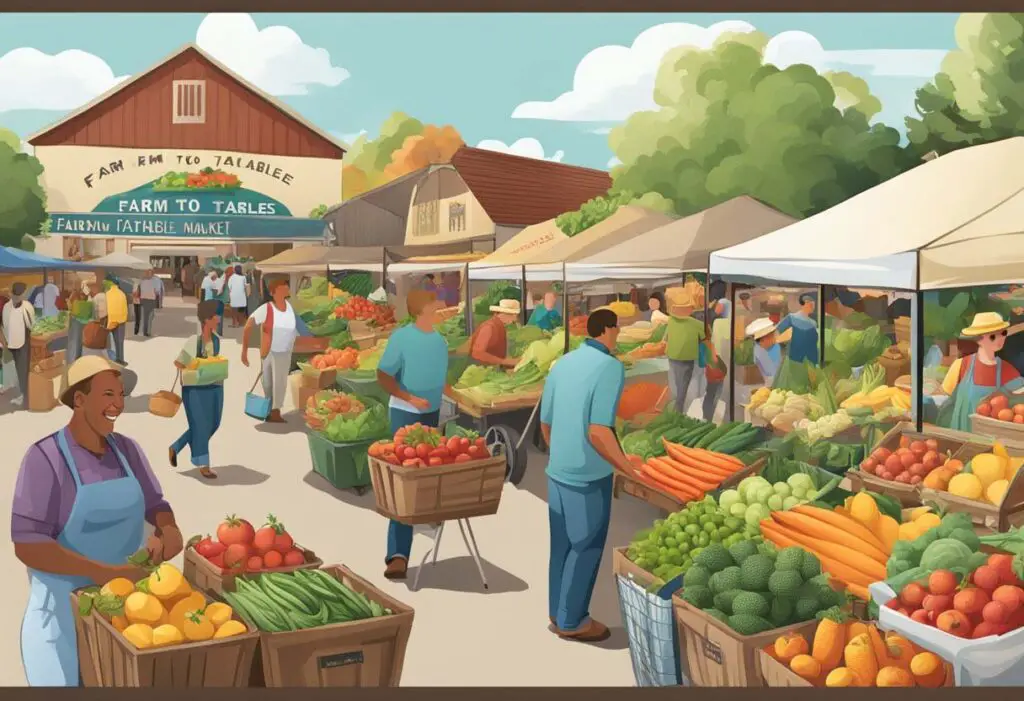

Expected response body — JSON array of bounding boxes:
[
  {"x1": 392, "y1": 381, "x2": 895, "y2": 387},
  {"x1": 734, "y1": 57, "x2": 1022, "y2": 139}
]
[
  {"x1": 368, "y1": 453, "x2": 506, "y2": 525},
  {"x1": 672, "y1": 595, "x2": 818, "y2": 688},
  {"x1": 72, "y1": 587, "x2": 258, "y2": 687},
  {"x1": 184, "y1": 544, "x2": 323, "y2": 595},
  {"x1": 242, "y1": 565, "x2": 414, "y2": 688},
  {"x1": 919, "y1": 441, "x2": 1024, "y2": 532},
  {"x1": 613, "y1": 457, "x2": 766, "y2": 513},
  {"x1": 971, "y1": 413, "x2": 1024, "y2": 447}
]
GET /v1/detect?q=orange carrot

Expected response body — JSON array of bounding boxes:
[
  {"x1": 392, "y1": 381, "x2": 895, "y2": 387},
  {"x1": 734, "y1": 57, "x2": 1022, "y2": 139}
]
[
  {"x1": 633, "y1": 470, "x2": 692, "y2": 503},
  {"x1": 760, "y1": 523, "x2": 875, "y2": 589},
  {"x1": 685, "y1": 444, "x2": 745, "y2": 469},
  {"x1": 649, "y1": 458, "x2": 720, "y2": 491},
  {"x1": 640, "y1": 463, "x2": 703, "y2": 501},
  {"x1": 771, "y1": 511, "x2": 888, "y2": 564},
  {"x1": 762, "y1": 520, "x2": 885, "y2": 582},
  {"x1": 660, "y1": 446, "x2": 735, "y2": 479},
  {"x1": 790, "y1": 505, "x2": 888, "y2": 554},
  {"x1": 663, "y1": 441, "x2": 743, "y2": 474},
  {"x1": 657, "y1": 458, "x2": 726, "y2": 489}
]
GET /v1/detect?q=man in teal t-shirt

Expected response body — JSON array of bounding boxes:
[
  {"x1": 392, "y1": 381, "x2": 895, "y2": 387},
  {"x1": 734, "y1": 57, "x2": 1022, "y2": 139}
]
[
  {"x1": 376, "y1": 289, "x2": 450, "y2": 580},
  {"x1": 540, "y1": 308, "x2": 630, "y2": 643},
  {"x1": 665, "y1": 300, "x2": 705, "y2": 413},
  {"x1": 527, "y1": 291, "x2": 563, "y2": 332}
]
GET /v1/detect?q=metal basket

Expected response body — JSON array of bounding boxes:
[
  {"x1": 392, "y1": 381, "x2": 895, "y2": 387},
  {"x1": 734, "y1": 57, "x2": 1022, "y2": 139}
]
[{"x1": 617, "y1": 574, "x2": 687, "y2": 687}]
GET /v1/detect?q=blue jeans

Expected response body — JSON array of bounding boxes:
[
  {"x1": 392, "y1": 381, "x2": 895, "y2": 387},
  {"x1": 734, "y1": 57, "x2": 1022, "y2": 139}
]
[
  {"x1": 386, "y1": 407, "x2": 441, "y2": 563},
  {"x1": 548, "y1": 475, "x2": 613, "y2": 631},
  {"x1": 171, "y1": 384, "x2": 224, "y2": 466}
]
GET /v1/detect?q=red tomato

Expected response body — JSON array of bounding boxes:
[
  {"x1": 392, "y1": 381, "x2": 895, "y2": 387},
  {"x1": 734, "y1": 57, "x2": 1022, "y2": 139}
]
[
  {"x1": 217, "y1": 515, "x2": 255, "y2": 547},
  {"x1": 402, "y1": 459, "x2": 420, "y2": 467},
  {"x1": 429, "y1": 457, "x2": 443, "y2": 466},
  {"x1": 196, "y1": 536, "x2": 225, "y2": 559},
  {"x1": 208, "y1": 553, "x2": 226, "y2": 571},
  {"x1": 459, "y1": 437, "x2": 470, "y2": 452},
  {"x1": 467, "y1": 445, "x2": 483, "y2": 459},
  {"x1": 223, "y1": 543, "x2": 249, "y2": 571},
  {"x1": 474, "y1": 437, "x2": 487, "y2": 449},
  {"x1": 446, "y1": 437, "x2": 462, "y2": 454},
  {"x1": 383, "y1": 453, "x2": 399, "y2": 464},
  {"x1": 416, "y1": 443, "x2": 431, "y2": 460},
  {"x1": 273, "y1": 530, "x2": 294, "y2": 554},
  {"x1": 454, "y1": 453, "x2": 472, "y2": 463},
  {"x1": 253, "y1": 525, "x2": 278, "y2": 554},
  {"x1": 283, "y1": 549, "x2": 305, "y2": 567},
  {"x1": 429, "y1": 448, "x2": 450, "y2": 460},
  {"x1": 263, "y1": 550, "x2": 283, "y2": 569},
  {"x1": 247, "y1": 555, "x2": 264, "y2": 571}
]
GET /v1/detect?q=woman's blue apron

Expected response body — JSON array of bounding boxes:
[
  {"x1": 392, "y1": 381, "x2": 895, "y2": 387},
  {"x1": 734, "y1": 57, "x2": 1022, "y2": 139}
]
[
  {"x1": 949, "y1": 355, "x2": 1004, "y2": 432},
  {"x1": 21, "y1": 429, "x2": 145, "y2": 686},
  {"x1": 172, "y1": 334, "x2": 224, "y2": 467}
]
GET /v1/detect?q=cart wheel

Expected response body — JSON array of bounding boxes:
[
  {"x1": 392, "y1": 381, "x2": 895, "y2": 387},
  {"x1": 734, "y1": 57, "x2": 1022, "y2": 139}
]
[{"x1": 485, "y1": 425, "x2": 528, "y2": 485}]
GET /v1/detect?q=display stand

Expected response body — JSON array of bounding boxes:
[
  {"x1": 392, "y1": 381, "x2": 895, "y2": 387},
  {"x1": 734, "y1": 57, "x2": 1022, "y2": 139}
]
[{"x1": 412, "y1": 519, "x2": 489, "y2": 591}]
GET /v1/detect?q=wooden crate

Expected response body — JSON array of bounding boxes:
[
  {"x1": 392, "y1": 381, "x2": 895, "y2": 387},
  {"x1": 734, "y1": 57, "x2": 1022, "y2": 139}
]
[
  {"x1": 613, "y1": 471, "x2": 684, "y2": 514},
  {"x1": 247, "y1": 565, "x2": 414, "y2": 687},
  {"x1": 971, "y1": 414, "x2": 1024, "y2": 448},
  {"x1": 758, "y1": 649, "x2": 812, "y2": 687},
  {"x1": 184, "y1": 544, "x2": 323, "y2": 595},
  {"x1": 672, "y1": 595, "x2": 817, "y2": 687},
  {"x1": 919, "y1": 441, "x2": 1024, "y2": 533},
  {"x1": 72, "y1": 588, "x2": 258, "y2": 687},
  {"x1": 368, "y1": 453, "x2": 506, "y2": 525}
]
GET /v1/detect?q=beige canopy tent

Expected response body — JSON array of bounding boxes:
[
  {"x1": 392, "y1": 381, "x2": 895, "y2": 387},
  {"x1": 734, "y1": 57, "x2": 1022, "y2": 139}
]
[
  {"x1": 471, "y1": 205, "x2": 677, "y2": 281},
  {"x1": 572, "y1": 196, "x2": 796, "y2": 276},
  {"x1": 710, "y1": 137, "x2": 1024, "y2": 291}
]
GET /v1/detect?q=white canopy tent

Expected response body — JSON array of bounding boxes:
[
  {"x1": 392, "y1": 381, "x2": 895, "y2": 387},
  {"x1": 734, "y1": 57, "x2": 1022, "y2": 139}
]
[
  {"x1": 710, "y1": 137, "x2": 1024, "y2": 291},
  {"x1": 84, "y1": 252, "x2": 152, "y2": 274}
]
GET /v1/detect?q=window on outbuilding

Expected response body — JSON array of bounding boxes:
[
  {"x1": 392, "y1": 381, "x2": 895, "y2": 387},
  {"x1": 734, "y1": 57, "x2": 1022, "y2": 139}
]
[{"x1": 172, "y1": 80, "x2": 206, "y2": 124}]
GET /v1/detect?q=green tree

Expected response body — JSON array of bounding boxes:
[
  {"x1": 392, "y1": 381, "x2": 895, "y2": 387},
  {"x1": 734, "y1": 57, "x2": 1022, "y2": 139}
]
[
  {"x1": 342, "y1": 112, "x2": 428, "y2": 198},
  {"x1": 0, "y1": 141, "x2": 46, "y2": 249},
  {"x1": 905, "y1": 13, "x2": 1024, "y2": 157},
  {"x1": 607, "y1": 38, "x2": 912, "y2": 219}
]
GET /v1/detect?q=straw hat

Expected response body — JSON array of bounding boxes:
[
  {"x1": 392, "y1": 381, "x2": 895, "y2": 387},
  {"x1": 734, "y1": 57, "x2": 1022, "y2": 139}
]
[
  {"x1": 746, "y1": 317, "x2": 777, "y2": 341},
  {"x1": 61, "y1": 356, "x2": 122, "y2": 408},
  {"x1": 961, "y1": 312, "x2": 1009, "y2": 338},
  {"x1": 490, "y1": 299, "x2": 522, "y2": 315}
]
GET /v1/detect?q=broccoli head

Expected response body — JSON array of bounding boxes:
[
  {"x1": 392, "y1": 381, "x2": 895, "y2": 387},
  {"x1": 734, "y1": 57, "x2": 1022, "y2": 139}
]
[
  {"x1": 949, "y1": 528, "x2": 981, "y2": 552},
  {"x1": 936, "y1": 513, "x2": 973, "y2": 539},
  {"x1": 887, "y1": 558, "x2": 914, "y2": 578}
]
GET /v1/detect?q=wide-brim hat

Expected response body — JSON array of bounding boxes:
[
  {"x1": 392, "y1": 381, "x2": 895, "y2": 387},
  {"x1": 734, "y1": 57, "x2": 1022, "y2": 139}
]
[
  {"x1": 61, "y1": 356, "x2": 122, "y2": 408},
  {"x1": 490, "y1": 299, "x2": 522, "y2": 315},
  {"x1": 746, "y1": 317, "x2": 777, "y2": 340},
  {"x1": 962, "y1": 312, "x2": 1009, "y2": 338}
]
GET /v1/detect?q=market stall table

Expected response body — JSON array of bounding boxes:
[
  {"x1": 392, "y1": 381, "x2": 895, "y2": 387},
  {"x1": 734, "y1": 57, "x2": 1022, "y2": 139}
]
[{"x1": 450, "y1": 392, "x2": 543, "y2": 485}]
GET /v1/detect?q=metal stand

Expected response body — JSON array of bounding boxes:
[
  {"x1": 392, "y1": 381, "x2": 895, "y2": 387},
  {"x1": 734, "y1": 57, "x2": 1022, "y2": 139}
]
[{"x1": 411, "y1": 519, "x2": 489, "y2": 591}]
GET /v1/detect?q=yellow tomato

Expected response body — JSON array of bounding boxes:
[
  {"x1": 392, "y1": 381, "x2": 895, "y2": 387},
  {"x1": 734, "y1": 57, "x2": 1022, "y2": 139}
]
[
  {"x1": 147, "y1": 563, "x2": 185, "y2": 598},
  {"x1": 213, "y1": 620, "x2": 248, "y2": 639},
  {"x1": 122, "y1": 623, "x2": 154, "y2": 649},
  {"x1": 100, "y1": 578, "x2": 135, "y2": 598},
  {"x1": 110, "y1": 615, "x2": 130, "y2": 632},
  {"x1": 204, "y1": 602, "x2": 233, "y2": 628},
  {"x1": 124, "y1": 592, "x2": 164, "y2": 626},
  {"x1": 183, "y1": 612, "x2": 215, "y2": 642},
  {"x1": 169, "y1": 592, "x2": 207, "y2": 631},
  {"x1": 152, "y1": 624, "x2": 184, "y2": 647}
]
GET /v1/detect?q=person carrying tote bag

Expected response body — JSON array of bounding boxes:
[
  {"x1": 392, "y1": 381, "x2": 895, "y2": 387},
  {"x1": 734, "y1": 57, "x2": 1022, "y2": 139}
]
[{"x1": 241, "y1": 278, "x2": 297, "y2": 423}]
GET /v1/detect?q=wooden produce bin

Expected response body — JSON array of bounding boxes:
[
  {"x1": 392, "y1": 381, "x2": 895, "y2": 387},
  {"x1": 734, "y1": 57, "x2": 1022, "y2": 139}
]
[
  {"x1": 613, "y1": 458, "x2": 766, "y2": 514},
  {"x1": 758, "y1": 649, "x2": 812, "y2": 687},
  {"x1": 971, "y1": 413, "x2": 1024, "y2": 446},
  {"x1": 369, "y1": 453, "x2": 505, "y2": 524},
  {"x1": 672, "y1": 596, "x2": 817, "y2": 687},
  {"x1": 919, "y1": 440, "x2": 1024, "y2": 532},
  {"x1": 848, "y1": 422, "x2": 969, "y2": 507},
  {"x1": 247, "y1": 565, "x2": 414, "y2": 687},
  {"x1": 184, "y1": 544, "x2": 323, "y2": 595},
  {"x1": 72, "y1": 589, "x2": 258, "y2": 687}
]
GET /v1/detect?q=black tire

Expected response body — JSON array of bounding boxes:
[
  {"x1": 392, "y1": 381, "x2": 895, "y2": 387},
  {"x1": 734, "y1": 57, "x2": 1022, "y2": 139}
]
[{"x1": 485, "y1": 425, "x2": 528, "y2": 485}]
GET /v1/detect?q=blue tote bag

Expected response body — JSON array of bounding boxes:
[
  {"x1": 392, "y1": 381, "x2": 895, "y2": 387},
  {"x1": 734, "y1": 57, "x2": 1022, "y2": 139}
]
[{"x1": 244, "y1": 371, "x2": 271, "y2": 420}]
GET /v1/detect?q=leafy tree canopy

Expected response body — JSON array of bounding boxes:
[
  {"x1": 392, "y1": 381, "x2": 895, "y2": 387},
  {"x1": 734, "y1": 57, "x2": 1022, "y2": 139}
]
[
  {"x1": 606, "y1": 37, "x2": 913, "y2": 219},
  {"x1": 0, "y1": 139, "x2": 47, "y2": 249},
  {"x1": 906, "y1": 13, "x2": 1024, "y2": 157}
]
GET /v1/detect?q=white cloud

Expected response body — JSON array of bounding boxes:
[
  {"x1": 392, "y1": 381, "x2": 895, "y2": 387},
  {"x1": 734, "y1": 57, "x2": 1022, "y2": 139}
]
[
  {"x1": 476, "y1": 137, "x2": 564, "y2": 162},
  {"x1": 607, "y1": 156, "x2": 622, "y2": 168},
  {"x1": 196, "y1": 13, "x2": 349, "y2": 96},
  {"x1": 21, "y1": 141, "x2": 33, "y2": 154},
  {"x1": 513, "y1": 22, "x2": 946, "y2": 122},
  {"x1": 590, "y1": 126, "x2": 614, "y2": 135},
  {"x1": 0, "y1": 47, "x2": 128, "y2": 113}
]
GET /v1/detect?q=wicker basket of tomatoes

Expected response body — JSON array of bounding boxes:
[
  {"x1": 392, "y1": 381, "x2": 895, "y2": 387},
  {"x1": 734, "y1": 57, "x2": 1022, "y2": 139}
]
[
  {"x1": 184, "y1": 514, "x2": 323, "y2": 595},
  {"x1": 367, "y1": 424, "x2": 506, "y2": 524}
]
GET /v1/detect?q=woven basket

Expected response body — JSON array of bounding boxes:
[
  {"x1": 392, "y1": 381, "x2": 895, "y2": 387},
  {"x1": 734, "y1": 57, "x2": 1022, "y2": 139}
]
[{"x1": 149, "y1": 391, "x2": 182, "y2": 418}]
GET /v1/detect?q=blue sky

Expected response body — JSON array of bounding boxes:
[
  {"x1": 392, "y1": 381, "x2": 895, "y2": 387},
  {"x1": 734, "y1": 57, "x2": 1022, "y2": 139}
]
[{"x1": 0, "y1": 13, "x2": 959, "y2": 169}]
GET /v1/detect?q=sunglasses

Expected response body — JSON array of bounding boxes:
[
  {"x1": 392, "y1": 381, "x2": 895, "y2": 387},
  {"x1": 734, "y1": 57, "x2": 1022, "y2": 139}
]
[{"x1": 989, "y1": 331, "x2": 1009, "y2": 341}]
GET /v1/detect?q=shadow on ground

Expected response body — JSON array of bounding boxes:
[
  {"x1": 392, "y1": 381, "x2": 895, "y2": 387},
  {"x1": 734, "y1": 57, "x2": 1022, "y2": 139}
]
[
  {"x1": 302, "y1": 472, "x2": 375, "y2": 509},
  {"x1": 406, "y1": 555, "x2": 529, "y2": 596},
  {"x1": 180, "y1": 463, "x2": 270, "y2": 486}
]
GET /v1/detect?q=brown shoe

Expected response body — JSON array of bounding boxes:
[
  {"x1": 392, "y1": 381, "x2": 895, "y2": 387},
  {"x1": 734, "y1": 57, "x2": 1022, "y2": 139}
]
[
  {"x1": 555, "y1": 619, "x2": 611, "y2": 642},
  {"x1": 384, "y1": 558, "x2": 408, "y2": 580},
  {"x1": 199, "y1": 467, "x2": 218, "y2": 480},
  {"x1": 168, "y1": 447, "x2": 177, "y2": 468},
  {"x1": 266, "y1": 409, "x2": 286, "y2": 423}
]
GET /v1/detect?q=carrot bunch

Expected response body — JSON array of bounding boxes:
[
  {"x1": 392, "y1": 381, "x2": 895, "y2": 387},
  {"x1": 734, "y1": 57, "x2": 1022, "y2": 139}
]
[
  {"x1": 760, "y1": 505, "x2": 889, "y2": 600},
  {"x1": 628, "y1": 439, "x2": 750, "y2": 503}
]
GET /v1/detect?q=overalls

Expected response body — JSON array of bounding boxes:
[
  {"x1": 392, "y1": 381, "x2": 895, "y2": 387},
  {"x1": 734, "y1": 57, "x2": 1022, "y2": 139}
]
[
  {"x1": 949, "y1": 355, "x2": 1016, "y2": 432},
  {"x1": 171, "y1": 334, "x2": 224, "y2": 467},
  {"x1": 21, "y1": 429, "x2": 145, "y2": 686}
]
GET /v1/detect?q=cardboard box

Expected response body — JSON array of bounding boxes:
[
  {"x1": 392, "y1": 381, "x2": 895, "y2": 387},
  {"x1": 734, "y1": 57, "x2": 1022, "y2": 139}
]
[
  {"x1": 300, "y1": 367, "x2": 337, "y2": 390},
  {"x1": 28, "y1": 365, "x2": 63, "y2": 412}
]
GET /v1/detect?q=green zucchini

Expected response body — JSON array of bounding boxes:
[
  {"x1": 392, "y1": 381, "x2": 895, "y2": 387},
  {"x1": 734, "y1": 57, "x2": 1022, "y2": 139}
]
[{"x1": 695, "y1": 422, "x2": 737, "y2": 449}]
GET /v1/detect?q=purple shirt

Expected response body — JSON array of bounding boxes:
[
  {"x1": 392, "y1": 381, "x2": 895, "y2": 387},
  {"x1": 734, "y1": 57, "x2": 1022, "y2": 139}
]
[{"x1": 11, "y1": 431, "x2": 172, "y2": 544}]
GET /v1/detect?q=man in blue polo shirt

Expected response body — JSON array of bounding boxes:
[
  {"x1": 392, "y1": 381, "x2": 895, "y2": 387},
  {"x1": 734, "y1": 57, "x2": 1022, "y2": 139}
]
[
  {"x1": 776, "y1": 292, "x2": 819, "y2": 365},
  {"x1": 376, "y1": 288, "x2": 451, "y2": 580},
  {"x1": 540, "y1": 308, "x2": 630, "y2": 643}
]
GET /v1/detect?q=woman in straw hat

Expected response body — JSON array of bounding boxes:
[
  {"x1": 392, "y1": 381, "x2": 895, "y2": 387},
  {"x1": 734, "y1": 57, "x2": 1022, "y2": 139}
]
[
  {"x1": 746, "y1": 317, "x2": 781, "y2": 387},
  {"x1": 12, "y1": 356, "x2": 182, "y2": 685},
  {"x1": 470, "y1": 298, "x2": 522, "y2": 368},
  {"x1": 941, "y1": 312, "x2": 1024, "y2": 431}
]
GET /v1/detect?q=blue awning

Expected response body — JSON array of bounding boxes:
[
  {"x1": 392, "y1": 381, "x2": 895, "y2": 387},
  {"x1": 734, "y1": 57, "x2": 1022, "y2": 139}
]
[{"x1": 0, "y1": 246, "x2": 92, "y2": 271}]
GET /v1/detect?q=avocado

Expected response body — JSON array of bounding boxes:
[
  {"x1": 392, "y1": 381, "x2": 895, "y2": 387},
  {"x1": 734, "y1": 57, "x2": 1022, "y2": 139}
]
[
  {"x1": 731, "y1": 591, "x2": 770, "y2": 618},
  {"x1": 708, "y1": 566, "x2": 742, "y2": 595},
  {"x1": 774, "y1": 546, "x2": 805, "y2": 572},
  {"x1": 768, "y1": 570, "x2": 804, "y2": 600},
  {"x1": 693, "y1": 543, "x2": 734, "y2": 573},
  {"x1": 728, "y1": 614, "x2": 775, "y2": 636},
  {"x1": 683, "y1": 564, "x2": 711, "y2": 588},
  {"x1": 713, "y1": 589, "x2": 743, "y2": 616},
  {"x1": 682, "y1": 585, "x2": 714, "y2": 609},
  {"x1": 739, "y1": 554, "x2": 774, "y2": 591}
]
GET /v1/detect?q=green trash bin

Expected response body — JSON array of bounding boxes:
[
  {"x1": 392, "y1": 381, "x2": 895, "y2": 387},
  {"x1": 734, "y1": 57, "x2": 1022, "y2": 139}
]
[{"x1": 305, "y1": 429, "x2": 376, "y2": 492}]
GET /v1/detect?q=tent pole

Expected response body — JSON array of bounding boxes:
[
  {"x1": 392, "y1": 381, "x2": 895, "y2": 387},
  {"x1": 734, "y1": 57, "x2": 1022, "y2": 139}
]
[
  {"x1": 520, "y1": 264, "x2": 528, "y2": 325},
  {"x1": 913, "y1": 290, "x2": 924, "y2": 433},
  {"x1": 727, "y1": 282, "x2": 737, "y2": 422},
  {"x1": 562, "y1": 263, "x2": 570, "y2": 354},
  {"x1": 818, "y1": 284, "x2": 826, "y2": 366},
  {"x1": 463, "y1": 262, "x2": 473, "y2": 336}
]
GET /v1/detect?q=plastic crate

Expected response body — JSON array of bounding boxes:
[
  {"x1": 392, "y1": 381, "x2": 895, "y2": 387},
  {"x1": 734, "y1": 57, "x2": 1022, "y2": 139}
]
[
  {"x1": 617, "y1": 574, "x2": 687, "y2": 687},
  {"x1": 306, "y1": 429, "x2": 374, "y2": 490}
]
